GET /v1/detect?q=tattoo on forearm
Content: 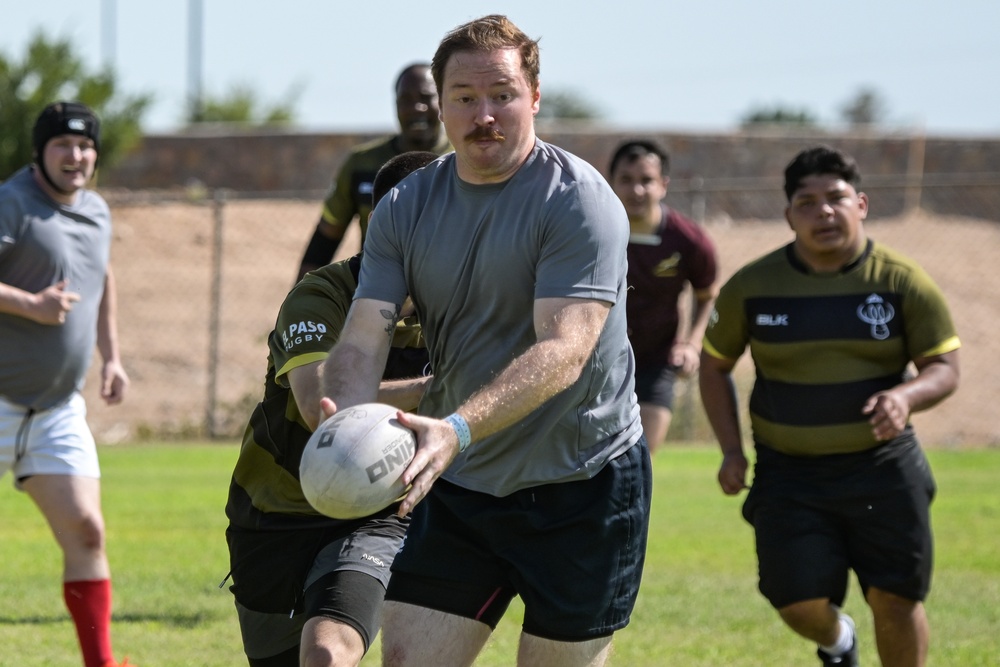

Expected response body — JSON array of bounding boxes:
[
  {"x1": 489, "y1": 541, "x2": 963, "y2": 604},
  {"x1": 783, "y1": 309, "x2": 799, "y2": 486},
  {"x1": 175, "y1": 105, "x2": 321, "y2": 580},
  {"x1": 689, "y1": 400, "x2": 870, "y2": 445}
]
[{"x1": 380, "y1": 306, "x2": 400, "y2": 337}]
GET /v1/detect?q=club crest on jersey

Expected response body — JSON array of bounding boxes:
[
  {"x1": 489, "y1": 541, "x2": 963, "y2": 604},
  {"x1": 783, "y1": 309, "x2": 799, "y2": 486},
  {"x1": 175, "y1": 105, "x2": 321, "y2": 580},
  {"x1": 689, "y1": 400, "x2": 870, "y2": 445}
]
[
  {"x1": 857, "y1": 293, "x2": 894, "y2": 340},
  {"x1": 653, "y1": 253, "x2": 681, "y2": 277}
]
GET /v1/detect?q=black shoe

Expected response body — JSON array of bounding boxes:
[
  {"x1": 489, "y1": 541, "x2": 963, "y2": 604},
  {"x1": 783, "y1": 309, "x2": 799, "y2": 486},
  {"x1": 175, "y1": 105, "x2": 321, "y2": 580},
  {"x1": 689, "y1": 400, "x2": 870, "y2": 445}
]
[
  {"x1": 817, "y1": 613, "x2": 858, "y2": 666},
  {"x1": 817, "y1": 636, "x2": 858, "y2": 666}
]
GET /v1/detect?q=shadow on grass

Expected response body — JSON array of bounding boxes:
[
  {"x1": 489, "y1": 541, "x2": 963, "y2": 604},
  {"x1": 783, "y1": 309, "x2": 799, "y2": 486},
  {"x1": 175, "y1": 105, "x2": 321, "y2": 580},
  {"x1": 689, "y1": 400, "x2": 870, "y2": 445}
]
[{"x1": 0, "y1": 611, "x2": 220, "y2": 627}]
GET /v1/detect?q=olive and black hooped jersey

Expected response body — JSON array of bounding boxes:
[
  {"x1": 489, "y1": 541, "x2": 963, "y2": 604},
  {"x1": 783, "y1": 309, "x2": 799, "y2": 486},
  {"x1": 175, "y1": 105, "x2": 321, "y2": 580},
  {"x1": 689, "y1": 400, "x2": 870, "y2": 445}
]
[
  {"x1": 704, "y1": 240, "x2": 960, "y2": 456},
  {"x1": 226, "y1": 255, "x2": 428, "y2": 530}
]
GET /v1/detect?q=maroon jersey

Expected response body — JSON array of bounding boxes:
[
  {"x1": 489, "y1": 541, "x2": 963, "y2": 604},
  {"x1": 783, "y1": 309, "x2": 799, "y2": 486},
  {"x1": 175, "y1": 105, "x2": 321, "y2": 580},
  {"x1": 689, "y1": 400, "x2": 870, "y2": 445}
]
[{"x1": 626, "y1": 206, "x2": 717, "y2": 367}]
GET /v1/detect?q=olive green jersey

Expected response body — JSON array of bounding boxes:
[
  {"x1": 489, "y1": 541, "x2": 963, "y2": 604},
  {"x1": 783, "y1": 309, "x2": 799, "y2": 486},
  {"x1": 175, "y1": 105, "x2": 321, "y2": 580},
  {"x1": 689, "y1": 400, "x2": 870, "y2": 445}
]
[
  {"x1": 704, "y1": 240, "x2": 960, "y2": 456},
  {"x1": 226, "y1": 255, "x2": 427, "y2": 530},
  {"x1": 320, "y1": 135, "x2": 451, "y2": 243}
]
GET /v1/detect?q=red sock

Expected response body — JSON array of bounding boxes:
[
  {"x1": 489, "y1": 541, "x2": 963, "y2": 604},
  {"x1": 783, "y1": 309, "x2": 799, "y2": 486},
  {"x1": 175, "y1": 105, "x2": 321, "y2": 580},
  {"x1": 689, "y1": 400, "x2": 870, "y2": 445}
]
[{"x1": 63, "y1": 579, "x2": 114, "y2": 667}]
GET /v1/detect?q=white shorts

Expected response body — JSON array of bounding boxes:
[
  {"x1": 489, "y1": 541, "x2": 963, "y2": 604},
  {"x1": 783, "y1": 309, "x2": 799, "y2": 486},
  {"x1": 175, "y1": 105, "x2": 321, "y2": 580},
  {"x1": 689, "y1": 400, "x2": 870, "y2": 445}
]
[{"x1": 0, "y1": 393, "x2": 99, "y2": 488}]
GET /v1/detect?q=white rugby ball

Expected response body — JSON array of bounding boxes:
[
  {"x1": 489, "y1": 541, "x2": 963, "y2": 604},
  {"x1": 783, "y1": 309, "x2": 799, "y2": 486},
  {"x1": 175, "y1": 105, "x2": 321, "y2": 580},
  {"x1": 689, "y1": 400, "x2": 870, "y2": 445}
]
[{"x1": 300, "y1": 403, "x2": 415, "y2": 519}]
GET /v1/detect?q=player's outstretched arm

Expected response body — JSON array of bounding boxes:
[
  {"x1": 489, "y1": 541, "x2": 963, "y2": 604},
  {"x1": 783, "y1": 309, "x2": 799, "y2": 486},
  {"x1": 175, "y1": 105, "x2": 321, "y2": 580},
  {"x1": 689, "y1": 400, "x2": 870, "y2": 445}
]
[
  {"x1": 303, "y1": 369, "x2": 432, "y2": 430},
  {"x1": 460, "y1": 296, "x2": 610, "y2": 443},
  {"x1": 378, "y1": 375, "x2": 433, "y2": 412},
  {"x1": 0, "y1": 279, "x2": 80, "y2": 324},
  {"x1": 671, "y1": 287, "x2": 718, "y2": 377},
  {"x1": 393, "y1": 297, "x2": 611, "y2": 516},
  {"x1": 699, "y1": 351, "x2": 747, "y2": 494},
  {"x1": 288, "y1": 361, "x2": 325, "y2": 431},
  {"x1": 319, "y1": 298, "x2": 396, "y2": 415},
  {"x1": 863, "y1": 349, "x2": 960, "y2": 441},
  {"x1": 295, "y1": 219, "x2": 346, "y2": 282},
  {"x1": 97, "y1": 266, "x2": 129, "y2": 405}
]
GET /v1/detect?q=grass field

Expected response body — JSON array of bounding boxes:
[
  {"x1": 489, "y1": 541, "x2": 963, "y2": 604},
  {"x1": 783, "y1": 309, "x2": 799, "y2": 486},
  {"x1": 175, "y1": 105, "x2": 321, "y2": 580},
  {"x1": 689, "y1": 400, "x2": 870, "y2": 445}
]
[{"x1": 1, "y1": 444, "x2": 998, "y2": 666}]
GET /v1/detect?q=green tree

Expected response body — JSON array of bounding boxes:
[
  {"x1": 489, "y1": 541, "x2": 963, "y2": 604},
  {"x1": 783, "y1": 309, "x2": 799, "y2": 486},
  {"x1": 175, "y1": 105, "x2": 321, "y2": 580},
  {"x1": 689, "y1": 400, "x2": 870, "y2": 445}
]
[
  {"x1": 840, "y1": 87, "x2": 887, "y2": 127},
  {"x1": 186, "y1": 83, "x2": 300, "y2": 126},
  {"x1": 740, "y1": 105, "x2": 819, "y2": 128},
  {"x1": 0, "y1": 31, "x2": 151, "y2": 181},
  {"x1": 536, "y1": 88, "x2": 603, "y2": 122}
]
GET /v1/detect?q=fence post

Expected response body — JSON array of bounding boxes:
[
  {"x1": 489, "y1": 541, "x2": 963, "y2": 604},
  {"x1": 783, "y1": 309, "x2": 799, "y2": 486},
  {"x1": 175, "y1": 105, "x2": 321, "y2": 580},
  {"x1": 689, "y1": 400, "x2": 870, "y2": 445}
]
[
  {"x1": 690, "y1": 176, "x2": 706, "y2": 223},
  {"x1": 904, "y1": 130, "x2": 926, "y2": 214},
  {"x1": 206, "y1": 189, "x2": 226, "y2": 438}
]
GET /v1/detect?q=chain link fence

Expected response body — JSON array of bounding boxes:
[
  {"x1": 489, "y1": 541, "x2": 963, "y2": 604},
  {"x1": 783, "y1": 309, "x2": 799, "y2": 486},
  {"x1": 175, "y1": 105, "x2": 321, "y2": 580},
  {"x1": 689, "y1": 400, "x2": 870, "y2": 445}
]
[{"x1": 81, "y1": 175, "x2": 1000, "y2": 447}]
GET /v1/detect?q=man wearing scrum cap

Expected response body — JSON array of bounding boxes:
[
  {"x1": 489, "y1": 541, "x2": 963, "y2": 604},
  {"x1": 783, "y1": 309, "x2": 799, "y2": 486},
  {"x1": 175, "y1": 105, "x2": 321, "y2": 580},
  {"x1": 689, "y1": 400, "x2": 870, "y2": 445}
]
[{"x1": 0, "y1": 101, "x2": 133, "y2": 667}]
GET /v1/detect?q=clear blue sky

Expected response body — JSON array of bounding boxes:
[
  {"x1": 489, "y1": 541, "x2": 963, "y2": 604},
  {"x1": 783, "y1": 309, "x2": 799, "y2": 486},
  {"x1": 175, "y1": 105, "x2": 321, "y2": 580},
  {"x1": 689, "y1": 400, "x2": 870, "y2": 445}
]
[{"x1": 4, "y1": 0, "x2": 999, "y2": 137}]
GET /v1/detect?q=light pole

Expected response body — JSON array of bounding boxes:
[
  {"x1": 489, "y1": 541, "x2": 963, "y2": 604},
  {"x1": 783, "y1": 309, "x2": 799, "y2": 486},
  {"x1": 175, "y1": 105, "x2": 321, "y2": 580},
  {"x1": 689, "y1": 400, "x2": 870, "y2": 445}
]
[
  {"x1": 101, "y1": 0, "x2": 116, "y2": 69},
  {"x1": 187, "y1": 0, "x2": 204, "y2": 121}
]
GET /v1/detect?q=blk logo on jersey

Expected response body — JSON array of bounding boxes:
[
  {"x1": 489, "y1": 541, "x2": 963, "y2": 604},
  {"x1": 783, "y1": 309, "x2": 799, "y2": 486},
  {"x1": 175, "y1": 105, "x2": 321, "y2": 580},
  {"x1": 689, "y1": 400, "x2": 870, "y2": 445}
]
[
  {"x1": 756, "y1": 314, "x2": 789, "y2": 326},
  {"x1": 857, "y1": 293, "x2": 894, "y2": 340}
]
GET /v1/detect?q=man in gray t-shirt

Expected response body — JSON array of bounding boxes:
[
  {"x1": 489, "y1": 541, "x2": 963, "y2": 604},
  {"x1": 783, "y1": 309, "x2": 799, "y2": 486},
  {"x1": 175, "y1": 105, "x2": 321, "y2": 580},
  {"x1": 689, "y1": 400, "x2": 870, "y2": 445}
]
[
  {"x1": 359, "y1": 139, "x2": 639, "y2": 495},
  {"x1": 0, "y1": 102, "x2": 132, "y2": 667},
  {"x1": 319, "y1": 15, "x2": 651, "y2": 667}
]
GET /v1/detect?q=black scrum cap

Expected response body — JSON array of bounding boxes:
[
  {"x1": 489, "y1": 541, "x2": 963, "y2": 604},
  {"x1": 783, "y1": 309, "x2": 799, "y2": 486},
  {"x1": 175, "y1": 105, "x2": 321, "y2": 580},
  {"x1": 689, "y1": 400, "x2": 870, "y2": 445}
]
[{"x1": 33, "y1": 101, "x2": 101, "y2": 158}]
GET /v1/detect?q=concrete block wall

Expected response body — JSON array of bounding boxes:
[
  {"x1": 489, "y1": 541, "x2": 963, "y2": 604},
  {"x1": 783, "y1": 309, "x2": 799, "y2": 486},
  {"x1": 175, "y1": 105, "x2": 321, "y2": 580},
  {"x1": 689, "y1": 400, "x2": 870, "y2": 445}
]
[{"x1": 100, "y1": 125, "x2": 1000, "y2": 203}]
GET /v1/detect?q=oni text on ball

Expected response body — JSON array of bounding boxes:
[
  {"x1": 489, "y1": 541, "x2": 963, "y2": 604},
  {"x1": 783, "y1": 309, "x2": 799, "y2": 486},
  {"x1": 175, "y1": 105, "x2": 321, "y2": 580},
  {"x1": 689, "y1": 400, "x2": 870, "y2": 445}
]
[{"x1": 365, "y1": 432, "x2": 415, "y2": 484}]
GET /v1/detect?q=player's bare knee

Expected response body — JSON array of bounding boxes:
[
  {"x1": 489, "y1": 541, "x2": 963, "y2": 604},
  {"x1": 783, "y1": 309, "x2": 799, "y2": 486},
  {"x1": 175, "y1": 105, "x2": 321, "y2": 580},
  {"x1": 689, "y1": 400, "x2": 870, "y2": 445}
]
[
  {"x1": 71, "y1": 512, "x2": 106, "y2": 551},
  {"x1": 867, "y1": 587, "x2": 921, "y2": 620},
  {"x1": 301, "y1": 644, "x2": 361, "y2": 667},
  {"x1": 778, "y1": 599, "x2": 834, "y2": 634}
]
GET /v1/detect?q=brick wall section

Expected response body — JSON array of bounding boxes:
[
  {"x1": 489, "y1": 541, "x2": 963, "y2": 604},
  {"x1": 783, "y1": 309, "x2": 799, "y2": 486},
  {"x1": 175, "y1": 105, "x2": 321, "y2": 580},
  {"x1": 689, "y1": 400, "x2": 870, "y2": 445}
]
[
  {"x1": 101, "y1": 129, "x2": 386, "y2": 192},
  {"x1": 100, "y1": 125, "x2": 1000, "y2": 198}
]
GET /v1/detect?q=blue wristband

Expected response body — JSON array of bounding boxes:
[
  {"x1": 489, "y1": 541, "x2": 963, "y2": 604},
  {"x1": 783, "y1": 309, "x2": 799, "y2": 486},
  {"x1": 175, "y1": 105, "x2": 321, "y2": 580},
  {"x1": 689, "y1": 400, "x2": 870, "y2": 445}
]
[{"x1": 443, "y1": 413, "x2": 472, "y2": 452}]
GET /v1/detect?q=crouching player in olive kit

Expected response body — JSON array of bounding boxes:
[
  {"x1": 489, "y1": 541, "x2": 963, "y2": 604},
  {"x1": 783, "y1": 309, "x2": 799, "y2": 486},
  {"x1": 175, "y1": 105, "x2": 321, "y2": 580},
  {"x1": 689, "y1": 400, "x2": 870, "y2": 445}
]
[{"x1": 224, "y1": 152, "x2": 439, "y2": 667}]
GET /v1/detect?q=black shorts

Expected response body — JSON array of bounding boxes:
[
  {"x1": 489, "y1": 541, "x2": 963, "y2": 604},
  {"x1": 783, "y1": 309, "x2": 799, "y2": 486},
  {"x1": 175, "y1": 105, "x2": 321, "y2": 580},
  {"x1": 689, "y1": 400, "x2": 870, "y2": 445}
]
[
  {"x1": 741, "y1": 434, "x2": 936, "y2": 609},
  {"x1": 226, "y1": 511, "x2": 408, "y2": 664},
  {"x1": 633, "y1": 363, "x2": 679, "y2": 409},
  {"x1": 385, "y1": 441, "x2": 652, "y2": 642}
]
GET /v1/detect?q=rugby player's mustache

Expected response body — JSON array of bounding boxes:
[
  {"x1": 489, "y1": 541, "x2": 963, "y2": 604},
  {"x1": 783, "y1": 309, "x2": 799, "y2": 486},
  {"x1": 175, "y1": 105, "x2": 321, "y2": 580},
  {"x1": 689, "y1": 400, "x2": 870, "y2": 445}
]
[{"x1": 465, "y1": 126, "x2": 505, "y2": 142}]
